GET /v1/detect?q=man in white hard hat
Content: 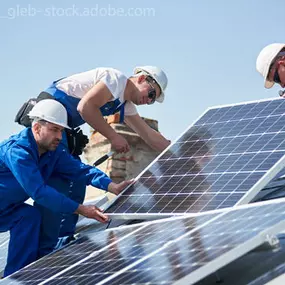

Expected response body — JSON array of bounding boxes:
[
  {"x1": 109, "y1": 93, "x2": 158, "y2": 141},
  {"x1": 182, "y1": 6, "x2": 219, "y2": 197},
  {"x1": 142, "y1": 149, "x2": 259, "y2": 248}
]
[
  {"x1": 0, "y1": 99, "x2": 131, "y2": 277},
  {"x1": 15, "y1": 66, "x2": 170, "y2": 254},
  {"x1": 254, "y1": 44, "x2": 285, "y2": 202},
  {"x1": 256, "y1": 43, "x2": 285, "y2": 90}
]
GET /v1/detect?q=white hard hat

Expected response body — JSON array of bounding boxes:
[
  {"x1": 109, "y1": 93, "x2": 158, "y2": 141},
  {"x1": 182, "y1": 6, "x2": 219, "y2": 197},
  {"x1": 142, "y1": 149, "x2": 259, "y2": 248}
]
[
  {"x1": 28, "y1": 99, "x2": 71, "y2": 129},
  {"x1": 256, "y1": 43, "x2": 285, "y2": 88},
  {"x1": 134, "y1": 66, "x2": 168, "y2": 103}
]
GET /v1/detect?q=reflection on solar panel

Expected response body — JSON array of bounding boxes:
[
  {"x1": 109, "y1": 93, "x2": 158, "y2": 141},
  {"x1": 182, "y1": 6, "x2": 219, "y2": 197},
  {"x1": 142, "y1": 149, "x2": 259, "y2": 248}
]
[
  {"x1": 0, "y1": 233, "x2": 9, "y2": 275},
  {"x1": 105, "y1": 98, "x2": 285, "y2": 219},
  {"x1": 3, "y1": 198, "x2": 285, "y2": 285},
  {"x1": 0, "y1": 223, "x2": 145, "y2": 285}
]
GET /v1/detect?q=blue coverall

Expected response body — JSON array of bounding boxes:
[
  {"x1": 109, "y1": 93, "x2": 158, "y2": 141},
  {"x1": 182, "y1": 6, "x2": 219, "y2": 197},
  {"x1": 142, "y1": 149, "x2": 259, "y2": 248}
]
[
  {"x1": 40, "y1": 80, "x2": 125, "y2": 247},
  {"x1": 0, "y1": 128, "x2": 112, "y2": 276}
]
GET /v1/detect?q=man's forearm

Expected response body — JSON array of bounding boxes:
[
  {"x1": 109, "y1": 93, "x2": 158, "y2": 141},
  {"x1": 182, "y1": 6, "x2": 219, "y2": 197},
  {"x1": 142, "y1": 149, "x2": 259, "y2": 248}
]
[{"x1": 146, "y1": 129, "x2": 171, "y2": 152}]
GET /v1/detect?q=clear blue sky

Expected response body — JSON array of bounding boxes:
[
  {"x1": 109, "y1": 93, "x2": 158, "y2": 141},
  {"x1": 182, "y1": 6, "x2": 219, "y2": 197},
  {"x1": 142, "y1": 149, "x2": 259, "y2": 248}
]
[{"x1": 1, "y1": 0, "x2": 284, "y2": 142}]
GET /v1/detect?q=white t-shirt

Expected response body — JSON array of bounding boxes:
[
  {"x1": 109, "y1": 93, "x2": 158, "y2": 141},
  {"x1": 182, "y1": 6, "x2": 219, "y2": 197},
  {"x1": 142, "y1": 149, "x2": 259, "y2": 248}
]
[{"x1": 55, "y1": 68, "x2": 137, "y2": 116}]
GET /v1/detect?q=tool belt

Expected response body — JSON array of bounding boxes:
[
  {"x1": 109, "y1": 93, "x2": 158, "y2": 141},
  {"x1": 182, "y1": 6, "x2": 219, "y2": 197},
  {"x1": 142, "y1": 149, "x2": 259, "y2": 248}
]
[
  {"x1": 15, "y1": 92, "x2": 89, "y2": 156},
  {"x1": 14, "y1": 92, "x2": 54, "y2": 127},
  {"x1": 66, "y1": 127, "x2": 89, "y2": 157}
]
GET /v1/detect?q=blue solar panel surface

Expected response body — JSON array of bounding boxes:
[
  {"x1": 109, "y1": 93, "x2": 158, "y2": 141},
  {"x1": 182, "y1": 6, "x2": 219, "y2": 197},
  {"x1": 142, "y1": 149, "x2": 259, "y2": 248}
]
[
  {"x1": 3, "y1": 199, "x2": 285, "y2": 285},
  {"x1": 105, "y1": 98, "x2": 285, "y2": 217}
]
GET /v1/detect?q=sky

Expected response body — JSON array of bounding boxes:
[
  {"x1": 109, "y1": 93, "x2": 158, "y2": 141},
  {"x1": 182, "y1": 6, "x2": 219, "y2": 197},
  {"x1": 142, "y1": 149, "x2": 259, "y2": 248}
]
[{"x1": 0, "y1": 0, "x2": 285, "y2": 143}]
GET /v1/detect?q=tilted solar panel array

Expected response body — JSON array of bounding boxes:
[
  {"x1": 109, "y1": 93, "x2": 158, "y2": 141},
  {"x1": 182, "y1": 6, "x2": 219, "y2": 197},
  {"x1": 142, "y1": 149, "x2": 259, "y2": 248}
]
[
  {"x1": 3, "y1": 98, "x2": 285, "y2": 284},
  {"x1": 3, "y1": 198, "x2": 285, "y2": 285},
  {"x1": 105, "y1": 98, "x2": 285, "y2": 218}
]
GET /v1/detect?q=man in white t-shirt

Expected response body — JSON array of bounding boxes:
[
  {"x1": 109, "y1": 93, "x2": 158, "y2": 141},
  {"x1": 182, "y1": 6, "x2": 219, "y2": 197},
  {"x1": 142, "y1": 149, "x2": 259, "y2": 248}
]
[
  {"x1": 16, "y1": 65, "x2": 170, "y2": 253},
  {"x1": 45, "y1": 65, "x2": 170, "y2": 152}
]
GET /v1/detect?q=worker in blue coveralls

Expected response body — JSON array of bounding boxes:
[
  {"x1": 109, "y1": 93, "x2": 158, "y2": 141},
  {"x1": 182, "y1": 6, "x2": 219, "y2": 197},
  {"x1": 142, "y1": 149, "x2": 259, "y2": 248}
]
[
  {"x1": 15, "y1": 66, "x2": 171, "y2": 251},
  {"x1": 1, "y1": 99, "x2": 131, "y2": 277}
]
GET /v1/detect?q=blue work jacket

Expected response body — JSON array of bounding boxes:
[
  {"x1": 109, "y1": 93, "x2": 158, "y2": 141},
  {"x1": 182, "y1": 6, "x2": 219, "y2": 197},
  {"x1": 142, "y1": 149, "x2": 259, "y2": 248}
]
[{"x1": 0, "y1": 128, "x2": 111, "y2": 215}]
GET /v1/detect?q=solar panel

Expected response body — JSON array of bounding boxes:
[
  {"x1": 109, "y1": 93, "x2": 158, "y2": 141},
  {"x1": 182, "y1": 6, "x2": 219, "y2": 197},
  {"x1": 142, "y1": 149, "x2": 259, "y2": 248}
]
[
  {"x1": 0, "y1": 223, "x2": 145, "y2": 284},
  {"x1": 4, "y1": 198, "x2": 285, "y2": 285},
  {"x1": 0, "y1": 198, "x2": 108, "y2": 277},
  {"x1": 104, "y1": 98, "x2": 285, "y2": 219},
  {"x1": 0, "y1": 233, "x2": 9, "y2": 275}
]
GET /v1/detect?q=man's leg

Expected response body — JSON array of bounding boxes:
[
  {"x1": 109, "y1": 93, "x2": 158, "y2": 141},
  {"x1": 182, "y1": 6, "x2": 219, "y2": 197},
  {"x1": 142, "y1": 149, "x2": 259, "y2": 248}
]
[
  {"x1": 37, "y1": 131, "x2": 87, "y2": 251},
  {"x1": 57, "y1": 151, "x2": 86, "y2": 238},
  {"x1": 59, "y1": 179, "x2": 86, "y2": 237},
  {"x1": 0, "y1": 204, "x2": 41, "y2": 277},
  {"x1": 34, "y1": 174, "x2": 72, "y2": 257}
]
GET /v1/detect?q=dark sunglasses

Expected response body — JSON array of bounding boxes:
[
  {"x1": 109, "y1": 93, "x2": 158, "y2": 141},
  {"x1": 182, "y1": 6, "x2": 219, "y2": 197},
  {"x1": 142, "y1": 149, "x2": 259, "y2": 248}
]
[
  {"x1": 273, "y1": 66, "x2": 281, "y2": 84},
  {"x1": 146, "y1": 77, "x2": 157, "y2": 105}
]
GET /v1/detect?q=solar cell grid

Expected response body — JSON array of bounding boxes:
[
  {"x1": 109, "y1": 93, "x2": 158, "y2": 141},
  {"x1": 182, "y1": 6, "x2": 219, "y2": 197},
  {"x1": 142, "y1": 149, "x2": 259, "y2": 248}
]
[
  {"x1": 105, "y1": 98, "x2": 285, "y2": 218},
  {"x1": 1, "y1": 224, "x2": 143, "y2": 285},
  {"x1": 100, "y1": 200, "x2": 285, "y2": 285},
  {"x1": 4, "y1": 199, "x2": 285, "y2": 285}
]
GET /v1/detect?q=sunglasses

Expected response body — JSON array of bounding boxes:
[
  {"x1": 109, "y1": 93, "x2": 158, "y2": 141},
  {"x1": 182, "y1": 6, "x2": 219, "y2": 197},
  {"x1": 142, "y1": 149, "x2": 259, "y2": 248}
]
[
  {"x1": 145, "y1": 77, "x2": 157, "y2": 105},
  {"x1": 271, "y1": 51, "x2": 285, "y2": 84},
  {"x1": 273, "y1": 66, "x2": 281, "y2": 84}
]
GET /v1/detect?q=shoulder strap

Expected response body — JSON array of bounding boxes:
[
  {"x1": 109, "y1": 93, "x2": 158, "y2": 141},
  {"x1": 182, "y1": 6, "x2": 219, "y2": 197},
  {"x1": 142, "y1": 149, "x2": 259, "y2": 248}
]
[{"x1": 119, "y1": 102, "x2": 126, "y2": 123}]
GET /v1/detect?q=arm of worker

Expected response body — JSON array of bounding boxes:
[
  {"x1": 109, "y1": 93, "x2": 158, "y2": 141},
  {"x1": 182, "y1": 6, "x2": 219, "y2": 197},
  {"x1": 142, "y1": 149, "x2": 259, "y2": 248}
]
[
  {"x1": 54, "y1": 148, "x2": 132, "y2": 195},
  {"x1": 71, "y1": 176, "x2": 132, "y2": 222},
  {"x1": 125, "y1": 114, "x2": 171, "y2": 152},
  {"x1": 74, "y1": 176, "x2": 132, "y2": 222},
  {"x1": 75, "y1": 204, "x2": 108, "y2": 223},
  {"x1": 77, "y1": 81, "x2": 129, "y2": 152},
  {"x1": 4, "y1": 145, "x2": 79, "y2": 214}
]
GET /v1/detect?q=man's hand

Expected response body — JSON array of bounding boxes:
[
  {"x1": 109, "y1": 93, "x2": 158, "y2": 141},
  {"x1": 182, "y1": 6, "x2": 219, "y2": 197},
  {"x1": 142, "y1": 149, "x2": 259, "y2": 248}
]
[
  {"x1": 75, "y1": 204, "x2": 108, "y2": 223},
  {"x1": 108, "y1": 180, "x2": 134, "y2": 195},
  {"x1": 110, "y1": 134, "x2": 130, "y2": 153}
]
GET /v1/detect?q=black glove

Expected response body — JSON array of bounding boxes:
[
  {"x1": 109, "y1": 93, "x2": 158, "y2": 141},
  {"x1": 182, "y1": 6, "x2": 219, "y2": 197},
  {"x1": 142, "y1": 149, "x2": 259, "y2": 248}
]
[{"x1": 66, "y1": 127, "x2": 89, "y2": 156}]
